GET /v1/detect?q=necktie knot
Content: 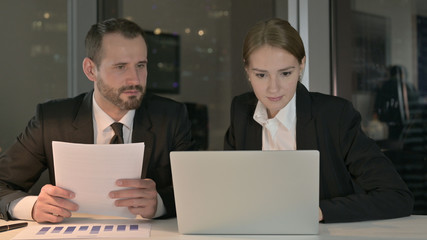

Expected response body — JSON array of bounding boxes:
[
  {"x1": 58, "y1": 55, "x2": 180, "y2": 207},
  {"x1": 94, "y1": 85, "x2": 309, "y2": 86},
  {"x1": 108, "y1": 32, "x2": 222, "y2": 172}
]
[{"x1": 110, "y1": 122, "x2": 124, "y2": 144}]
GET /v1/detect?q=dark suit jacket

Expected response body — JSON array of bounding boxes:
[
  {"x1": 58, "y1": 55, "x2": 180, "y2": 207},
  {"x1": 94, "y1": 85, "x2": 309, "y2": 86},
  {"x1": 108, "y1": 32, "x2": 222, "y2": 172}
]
[
  {"x1": 224, "y1": 82, "x2": 413, "y2": 223},
  {"x1": 0, "y1": 91, "x2": 195, "y2": 220}
]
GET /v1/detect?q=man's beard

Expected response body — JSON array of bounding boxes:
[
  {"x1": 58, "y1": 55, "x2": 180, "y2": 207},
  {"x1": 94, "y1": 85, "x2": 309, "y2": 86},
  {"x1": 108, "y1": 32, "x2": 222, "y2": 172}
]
[{"x1": 97, "y1": 77, "x2": 144, "y2": 110}]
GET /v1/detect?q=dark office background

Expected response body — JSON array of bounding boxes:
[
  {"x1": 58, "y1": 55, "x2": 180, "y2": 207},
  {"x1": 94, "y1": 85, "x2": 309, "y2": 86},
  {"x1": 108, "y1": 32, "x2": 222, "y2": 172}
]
[{"x1": 0, "y1": 0, "x2": 426, "y2": 213}]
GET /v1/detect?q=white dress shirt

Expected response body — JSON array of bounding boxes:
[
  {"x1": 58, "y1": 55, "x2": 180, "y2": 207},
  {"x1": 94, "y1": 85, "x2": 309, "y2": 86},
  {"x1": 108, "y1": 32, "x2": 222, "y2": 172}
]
[
  {"x1": 253, "y1": 93, "x2": 297, "y2": 150},
  {"x1": 92, "y1": 95, "x2": 135, "y2": 145},
  {"x1": 9, "y1": 95, "x2": 166, "y2": 220}
]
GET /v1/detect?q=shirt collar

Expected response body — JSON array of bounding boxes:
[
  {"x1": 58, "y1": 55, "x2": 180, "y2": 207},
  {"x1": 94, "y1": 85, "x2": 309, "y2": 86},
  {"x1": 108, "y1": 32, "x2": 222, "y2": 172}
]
[
  {"x1": 92, "y1": 94, "x2": 135, "y2": 132},
  {"x1": 253, "y1": 93, "x2": 296, "y2": 131}
]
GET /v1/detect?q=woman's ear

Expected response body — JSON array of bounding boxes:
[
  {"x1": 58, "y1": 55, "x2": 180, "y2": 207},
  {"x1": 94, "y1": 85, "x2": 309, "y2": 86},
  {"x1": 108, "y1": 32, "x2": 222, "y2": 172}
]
[
  {"x1": 82, "y1": 57, "x2": 97, "y2": 82},
  {"x1": 245, "y1": 70, "x2": 250, "y2": 82},
  {"x1": 299, "y1": 56, "x2": 306, "y2": 76},
  {"x1": 244, "y1": 67, "x2": 251, "y2": 82}
]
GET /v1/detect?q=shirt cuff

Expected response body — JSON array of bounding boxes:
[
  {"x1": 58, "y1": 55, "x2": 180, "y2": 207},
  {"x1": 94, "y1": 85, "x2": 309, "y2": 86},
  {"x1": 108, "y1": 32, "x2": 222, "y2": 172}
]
[
  {"x1": 153, "y1": 193, "x2": 166, "y2": 218},
  {"x1": 8, "y1": 196, "x2": 37, "y2": 220}
]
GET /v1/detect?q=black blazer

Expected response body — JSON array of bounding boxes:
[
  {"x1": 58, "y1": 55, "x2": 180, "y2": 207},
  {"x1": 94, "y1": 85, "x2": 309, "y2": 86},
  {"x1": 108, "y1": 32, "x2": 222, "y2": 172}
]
[
  {"x1": 0, "y1": 91, "x2": 195, "y2": 220},
  {"x1": 224, "y1": 82, "x2": 413, "y2": 223}
]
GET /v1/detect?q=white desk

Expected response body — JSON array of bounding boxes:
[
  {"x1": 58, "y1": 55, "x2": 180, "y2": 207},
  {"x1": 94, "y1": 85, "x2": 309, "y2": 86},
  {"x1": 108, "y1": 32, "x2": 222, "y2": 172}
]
[{"x1": 1, "y1": 214, "x2": 426, "y2": 240}]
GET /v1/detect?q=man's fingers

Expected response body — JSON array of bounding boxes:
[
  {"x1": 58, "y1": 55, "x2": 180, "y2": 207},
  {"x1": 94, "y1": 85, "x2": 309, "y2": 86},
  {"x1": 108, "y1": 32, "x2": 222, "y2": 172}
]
[
  {"x1": 114, "y1": 196, "x2": 155, "y2": 207},
  {"x1": 116, "y1": 179, "x2": 156, "y2": 189},
  {"x1": 128, "y1": 206, "x2": 155, "y2": 216},
  {"x1": 38, "y1": 187, "x2": 79, "y2": 212},
  {"x1": 40, "y1": 202, "x2": 73, "y2": 217},
  {"x1": 111, "y1": 195, "x2": 157, "y2": 219},
  {"x1": 110, "y1": 178, "x2": 157, "y2": 199},
  {"x1": 35, "y1": 212, "x2": 65, "y2": 223},
  {"x1": 41, "y1": 184, "x2": 75, "y2": 199},
  {"x1": 109, "y1": 188, "x2": 156, "y2": 199},
  {"x1": 33, "y1": 184, "x2": 79, "y2": 223},
  {"x1": 109, "y1": 179, "x2": 158, "y2": 219},
  {"x1": 32, "y1": 200, "x2": 69, "y2": 223}
]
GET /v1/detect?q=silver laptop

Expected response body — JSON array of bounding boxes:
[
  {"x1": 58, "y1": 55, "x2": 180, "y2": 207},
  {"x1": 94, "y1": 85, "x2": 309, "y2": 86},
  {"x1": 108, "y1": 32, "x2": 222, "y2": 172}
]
[{"x1": 170, "y1": 150, "x2": 319, "y2": 235}]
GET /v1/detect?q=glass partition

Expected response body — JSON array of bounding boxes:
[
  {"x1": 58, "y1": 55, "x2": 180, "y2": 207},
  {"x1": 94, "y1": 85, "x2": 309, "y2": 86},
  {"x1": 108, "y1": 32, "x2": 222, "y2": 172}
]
[
  {"x1": 122, "y1": 0, "x2": 277, "y2": 150},
  {"x1": 333, "y1": 0, "x2": 427, "y2": 214},
  {"x1": 0, "y1": 0, "x2": 68, "y2": 153}
]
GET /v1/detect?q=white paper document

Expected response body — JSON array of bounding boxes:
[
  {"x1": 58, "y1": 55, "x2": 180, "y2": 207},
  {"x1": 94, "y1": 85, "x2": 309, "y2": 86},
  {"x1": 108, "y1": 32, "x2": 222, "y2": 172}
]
[
  {"x1": 52, "y1": 141, "x2": 145, "y2": 218},
  {"x1": 12, "y1": 222, "x2": 151, "y2": 239}
]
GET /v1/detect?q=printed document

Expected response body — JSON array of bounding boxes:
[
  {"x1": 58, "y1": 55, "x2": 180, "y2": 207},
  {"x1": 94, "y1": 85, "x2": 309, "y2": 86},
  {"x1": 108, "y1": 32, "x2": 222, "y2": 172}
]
[
  {"x1": 52, "y1": 141, "x2": 145, "y2": 218},
  {"x1": 12, "y1": 221, "x2": 151, "y2": 239}
]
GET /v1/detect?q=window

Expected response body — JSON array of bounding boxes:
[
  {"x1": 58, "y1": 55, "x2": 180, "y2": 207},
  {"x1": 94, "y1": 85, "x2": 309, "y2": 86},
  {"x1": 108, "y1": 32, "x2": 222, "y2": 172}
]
[
  {"x1": 333, "y1": 0, "x2": 427, "y2": 214},
  {"x1": 0, "y1": 0, "x2": 67, "y2": 152}
]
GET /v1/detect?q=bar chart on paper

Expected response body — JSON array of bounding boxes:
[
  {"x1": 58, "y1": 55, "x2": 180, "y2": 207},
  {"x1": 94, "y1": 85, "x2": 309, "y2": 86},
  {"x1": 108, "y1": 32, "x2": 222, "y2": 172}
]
[{"x1": 12, "y1": 223, "x2": 151, "y2": 239}]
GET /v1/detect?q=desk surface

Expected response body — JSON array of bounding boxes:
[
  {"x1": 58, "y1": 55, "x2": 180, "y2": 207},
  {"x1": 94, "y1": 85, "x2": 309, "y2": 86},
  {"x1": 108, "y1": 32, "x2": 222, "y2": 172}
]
[{"x1": 1, "y1": 214, "x2": 426, "y2": 240}]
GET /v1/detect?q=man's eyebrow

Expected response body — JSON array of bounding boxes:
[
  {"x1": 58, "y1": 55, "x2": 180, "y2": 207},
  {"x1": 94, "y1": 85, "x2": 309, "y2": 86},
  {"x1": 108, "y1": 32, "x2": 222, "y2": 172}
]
[
  {"x1": 112, "y1": 60, "x2": 148, "y2": 66},
  {"x1": 112, "y1": 62, "x2": 127, "y2": 66}
]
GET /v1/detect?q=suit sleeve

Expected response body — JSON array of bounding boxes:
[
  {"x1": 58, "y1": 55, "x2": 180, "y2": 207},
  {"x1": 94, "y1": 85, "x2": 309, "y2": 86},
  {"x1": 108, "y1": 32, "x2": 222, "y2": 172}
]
[
  {"x1": 0, "y1": 104, "x2": 47, "y2": 220},
  {"x1": 224, "y1": 97, "x2": 237, "y2": 150},
  {"x1": 319, "y1": 101, "x2": 413, "y2": 223},
  {"x1": 170, "y1": 103, "x2": 196, "y2": 152},
  {"x1": 156, "y1": 102, "x2": 196, "y2": 218}
]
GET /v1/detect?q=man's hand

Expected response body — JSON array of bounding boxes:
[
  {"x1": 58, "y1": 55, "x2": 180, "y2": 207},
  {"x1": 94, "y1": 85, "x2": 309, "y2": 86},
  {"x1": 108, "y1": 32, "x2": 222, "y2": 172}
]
[
  {"x1": 109, "y1": 178, "x2": 157, "y2": 219},
  {"x1": 32, "y1": 184, "x2": 78, "y2": 223}
]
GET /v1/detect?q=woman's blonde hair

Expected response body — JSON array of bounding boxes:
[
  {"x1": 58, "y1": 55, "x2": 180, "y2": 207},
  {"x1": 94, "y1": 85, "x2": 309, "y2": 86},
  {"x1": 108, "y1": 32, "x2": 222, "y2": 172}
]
[{"x1": 243, "y1": 18, "x2": 306, "y2": 67}]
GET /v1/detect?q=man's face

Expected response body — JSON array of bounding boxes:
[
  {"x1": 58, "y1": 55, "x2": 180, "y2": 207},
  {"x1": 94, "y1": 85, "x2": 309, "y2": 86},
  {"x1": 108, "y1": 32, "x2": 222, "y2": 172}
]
[
  {"x1": 94, "y1": 33, "x2": 148, "y2": 111},
  {"x1": 96, "y1": 74, "x2": 144, "y2": 110}
]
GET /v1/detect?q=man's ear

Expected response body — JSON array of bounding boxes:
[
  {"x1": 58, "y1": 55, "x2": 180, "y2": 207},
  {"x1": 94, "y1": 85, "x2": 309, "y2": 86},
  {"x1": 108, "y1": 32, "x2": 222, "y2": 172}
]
[{"x1": 82, "y1": 57, "x2": 97, "y2": 82}]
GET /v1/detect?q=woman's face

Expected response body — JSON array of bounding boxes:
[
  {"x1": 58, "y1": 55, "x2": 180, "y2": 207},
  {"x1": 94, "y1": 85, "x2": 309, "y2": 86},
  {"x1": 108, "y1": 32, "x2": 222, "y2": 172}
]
[{"x1": 246, "y1": 45, "x2": 305, "y2": 118}]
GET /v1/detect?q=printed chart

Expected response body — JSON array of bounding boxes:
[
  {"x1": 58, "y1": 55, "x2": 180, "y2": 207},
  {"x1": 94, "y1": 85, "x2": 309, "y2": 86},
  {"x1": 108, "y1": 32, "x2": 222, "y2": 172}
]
[{"x1": 12, "y1": 223, "x2": 151, "y2": 239}]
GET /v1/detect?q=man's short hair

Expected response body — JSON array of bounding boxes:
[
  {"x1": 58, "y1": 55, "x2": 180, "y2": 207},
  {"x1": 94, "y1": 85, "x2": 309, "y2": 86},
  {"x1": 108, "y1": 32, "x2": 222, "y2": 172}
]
[{"x1": 85, "y1": 18, "x2": 146, "y2": 66}]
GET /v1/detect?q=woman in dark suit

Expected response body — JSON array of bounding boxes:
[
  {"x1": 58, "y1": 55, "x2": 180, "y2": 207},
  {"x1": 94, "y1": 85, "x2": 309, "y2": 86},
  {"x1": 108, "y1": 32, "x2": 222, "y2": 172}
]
[{"x1": 224, "y1": 18, "x2": 413, "y2": 223}]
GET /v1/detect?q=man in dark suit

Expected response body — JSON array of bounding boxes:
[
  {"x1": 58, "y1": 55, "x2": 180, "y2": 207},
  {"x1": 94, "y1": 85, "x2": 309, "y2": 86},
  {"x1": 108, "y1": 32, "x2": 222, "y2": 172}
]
[{"x1": 0, "y1": 18, "x2": 195, "y2": 223}]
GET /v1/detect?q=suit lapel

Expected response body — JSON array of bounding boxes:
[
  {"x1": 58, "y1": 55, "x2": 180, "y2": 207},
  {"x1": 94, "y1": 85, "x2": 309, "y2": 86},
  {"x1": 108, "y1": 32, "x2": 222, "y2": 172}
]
[
  {"x1": 246, "y1": 112, "x2": 262, "y2": 150},
  {"x1": 296, "y1": 83, "x2": 318, "y2": 150},
  {"x1": 71, "y1": 92, "x2": 94, "y2": 144},
  {"x1": 244, "y1": 94, "x2": 262, "y2": 149},
  {"x1": 132, "y1": 100, "x2": 154, "y2": 179}
]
